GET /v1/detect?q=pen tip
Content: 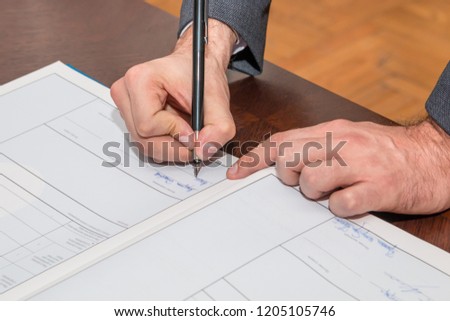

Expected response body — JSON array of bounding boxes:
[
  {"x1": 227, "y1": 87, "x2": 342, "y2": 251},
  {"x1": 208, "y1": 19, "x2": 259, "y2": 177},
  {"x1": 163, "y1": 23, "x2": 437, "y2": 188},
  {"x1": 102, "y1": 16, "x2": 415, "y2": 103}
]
[
  {"x1": 194, "y1": 167, "x2": 199, "y2": 178},
  {"x1": 193, "y1": 160, "x2": 202, "y2": 178}
]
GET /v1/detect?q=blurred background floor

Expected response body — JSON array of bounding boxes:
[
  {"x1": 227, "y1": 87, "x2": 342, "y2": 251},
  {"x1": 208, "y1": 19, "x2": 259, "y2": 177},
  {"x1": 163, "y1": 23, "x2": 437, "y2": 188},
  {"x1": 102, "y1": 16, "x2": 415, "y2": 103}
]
[{"x1": 146, "y1": 0, "x2": 450, "y2": 122}]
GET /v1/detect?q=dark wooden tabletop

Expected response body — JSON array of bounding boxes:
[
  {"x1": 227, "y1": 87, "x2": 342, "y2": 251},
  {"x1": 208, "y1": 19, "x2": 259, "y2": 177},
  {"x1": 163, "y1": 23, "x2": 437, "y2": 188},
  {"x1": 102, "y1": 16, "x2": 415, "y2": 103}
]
[{"x1": 1, "y1": 0, "x2": 448, "y2": 253}]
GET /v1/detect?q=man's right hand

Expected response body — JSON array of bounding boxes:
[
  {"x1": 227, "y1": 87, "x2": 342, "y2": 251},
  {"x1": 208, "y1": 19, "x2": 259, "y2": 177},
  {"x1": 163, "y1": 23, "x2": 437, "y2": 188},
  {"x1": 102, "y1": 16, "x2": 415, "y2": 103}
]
[{"x1": 110, "y1": 19, "x2": 237, "y2": 163}]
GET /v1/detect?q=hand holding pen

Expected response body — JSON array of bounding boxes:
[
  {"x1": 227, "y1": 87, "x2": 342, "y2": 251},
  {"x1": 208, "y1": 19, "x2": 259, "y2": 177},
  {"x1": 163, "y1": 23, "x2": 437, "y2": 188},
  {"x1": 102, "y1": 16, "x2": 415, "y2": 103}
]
[{"x1": 111, "y1": 7, "x2": 236, "y2": 168}]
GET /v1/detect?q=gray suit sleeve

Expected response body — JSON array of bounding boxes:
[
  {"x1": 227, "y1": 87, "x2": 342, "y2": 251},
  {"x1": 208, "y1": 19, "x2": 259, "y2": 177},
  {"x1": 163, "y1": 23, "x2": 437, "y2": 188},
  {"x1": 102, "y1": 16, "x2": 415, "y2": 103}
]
[
  {"x1": 179, "y1": 0, "x2": 271, "y2": 76},
  {"x1": 426, "y1": 61, "x2": 450, "y2": 135}
]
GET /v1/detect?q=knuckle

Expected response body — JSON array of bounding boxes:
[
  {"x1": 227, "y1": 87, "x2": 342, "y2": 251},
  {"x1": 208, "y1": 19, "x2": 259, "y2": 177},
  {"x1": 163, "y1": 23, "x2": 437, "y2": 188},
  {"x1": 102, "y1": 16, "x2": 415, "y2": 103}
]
[
  {"x1": 345, "y1": 131, "x2": 366, "y2": 146},
  {"x1": 271, "y1": 132, "x2": 284, "y2": 144},
  {"x1": 326, "y1": 119, "x2": 352, "y2": 131},
  {"x1": 216, "y1": 121, "x2": 236, "y2": 141},
  {"x1": 135, "y1": 120, "x2": 154, "y2": 138},
  {"x1": 336, "y1": 189, "x2": 359, "y2": 213},
  {"x1": 300, "y1": 169, "x2": 320, "y2": 190},
  {"x1": 141, "y1": 143, "x2": 153, "y2": 157},
  {"x1": 271, "y1": 132, "x2": 281, "y2": 141},
  {"x1": 275, "y1": 164, "x2": 295, "y2": 186},
  {"x1": 166, "y1": 118, "x2": 179, "y2": 136},
  {"x1": 276, "y1": 154, "x2": 288, "y2": 167},
  {"x1": 125, "y1": 64, "x2": 150, "y2": 84},
  {"x1": 110, "y1": 80, "x2": 121, "y2": 101}
]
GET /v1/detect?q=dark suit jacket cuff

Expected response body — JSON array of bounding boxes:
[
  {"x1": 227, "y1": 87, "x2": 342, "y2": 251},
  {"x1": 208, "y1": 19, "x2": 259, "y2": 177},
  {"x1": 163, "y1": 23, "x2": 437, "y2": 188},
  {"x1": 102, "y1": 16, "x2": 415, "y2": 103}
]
[
  {"x1": 426, "y1": 61, "x2": 450, "y2": 135},
  {"x1": 179, "y1": 0, "x2": 271, "y2": 76}
]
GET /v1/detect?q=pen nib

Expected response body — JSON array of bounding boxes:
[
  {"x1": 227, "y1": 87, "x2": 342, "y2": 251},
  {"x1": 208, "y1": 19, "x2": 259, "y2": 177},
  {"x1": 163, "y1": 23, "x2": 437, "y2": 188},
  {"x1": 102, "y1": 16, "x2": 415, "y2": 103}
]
[{"x1": 193, "y1": 160, "x2": 202, "y2": 178}]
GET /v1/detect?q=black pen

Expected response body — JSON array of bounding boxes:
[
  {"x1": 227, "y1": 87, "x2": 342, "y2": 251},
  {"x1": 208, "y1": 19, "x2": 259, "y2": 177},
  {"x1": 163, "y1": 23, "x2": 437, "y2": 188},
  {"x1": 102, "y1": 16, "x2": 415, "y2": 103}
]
[{"x1": 192, "y1": 0, "x2": 208, "y2": 178}]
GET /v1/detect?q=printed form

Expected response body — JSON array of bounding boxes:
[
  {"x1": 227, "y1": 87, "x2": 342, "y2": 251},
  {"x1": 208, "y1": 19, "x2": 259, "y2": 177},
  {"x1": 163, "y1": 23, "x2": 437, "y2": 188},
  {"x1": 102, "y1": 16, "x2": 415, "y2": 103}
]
[{"x1": 1, "y1": 62, "x2": 449, "y2": 300}]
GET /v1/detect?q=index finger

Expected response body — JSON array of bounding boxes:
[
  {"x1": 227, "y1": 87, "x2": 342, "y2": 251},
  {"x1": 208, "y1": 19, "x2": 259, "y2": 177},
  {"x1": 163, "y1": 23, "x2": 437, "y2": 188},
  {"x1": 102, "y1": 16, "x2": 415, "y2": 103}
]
[
  {"x1": 125, "y1": 64, "x2": 194, "y2": 140},
  {"x1": 226, "y1": 134, "x2": 281, "y2": 179},
  {"x1": 227, "y1": 127, "x2": 330, "y2": 180}
]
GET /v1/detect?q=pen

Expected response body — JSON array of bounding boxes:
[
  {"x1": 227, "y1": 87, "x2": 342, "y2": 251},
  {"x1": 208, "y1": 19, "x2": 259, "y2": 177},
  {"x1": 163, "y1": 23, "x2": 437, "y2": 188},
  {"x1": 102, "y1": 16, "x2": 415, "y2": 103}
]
[{"x1": 192, "y1": 0, "x2": 208, "y2": 178}]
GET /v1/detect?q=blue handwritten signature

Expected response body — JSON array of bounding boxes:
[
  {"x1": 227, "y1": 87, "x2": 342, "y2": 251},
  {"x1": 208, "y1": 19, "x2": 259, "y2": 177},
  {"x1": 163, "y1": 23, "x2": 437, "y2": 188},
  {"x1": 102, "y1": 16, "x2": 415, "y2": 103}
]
[
  {"x1": 381, "y1": 289, "x2": 399, "y2": 301},
  {"x1": 377, "y1": 240, "x2": 396, "y2": 258},
  {"x1": 154, "y1": 171, "x2": 174, "y2": 184},
  {"x1": 380, "y1": 273, "x2": 432, "y2": 300},
  {"x1": 154, "y1": 171, "x2": 208, "y2": 193},
  {"x1": 176, "y1": 182, "x2": 194, "y2": 192},
  {"x1": 334, "y1": 218, "x2": 374, "y2": 242},
  {"x1": 333, "y1": 218, "x2": 396, "y2": 257}
]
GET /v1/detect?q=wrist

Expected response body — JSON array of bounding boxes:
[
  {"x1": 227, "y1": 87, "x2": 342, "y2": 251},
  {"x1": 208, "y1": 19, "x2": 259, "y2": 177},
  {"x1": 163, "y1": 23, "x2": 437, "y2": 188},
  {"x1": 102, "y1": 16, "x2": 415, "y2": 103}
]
[
  {"x1": 174, "y1": 19, "x2": 236, "y2": 71},
  {"x1": 407, "y1": 119, "x2": 450, "y2": 212},
  {"x1": 408, "y1": 118, "x2": 450, "y2": 148}
]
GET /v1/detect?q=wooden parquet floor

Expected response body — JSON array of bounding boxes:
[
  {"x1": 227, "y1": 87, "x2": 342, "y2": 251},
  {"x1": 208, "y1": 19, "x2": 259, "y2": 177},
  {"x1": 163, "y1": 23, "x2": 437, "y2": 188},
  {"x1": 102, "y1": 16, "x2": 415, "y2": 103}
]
[{"x1": 146, "y1": 0, "x2": 450, "y2": 122}]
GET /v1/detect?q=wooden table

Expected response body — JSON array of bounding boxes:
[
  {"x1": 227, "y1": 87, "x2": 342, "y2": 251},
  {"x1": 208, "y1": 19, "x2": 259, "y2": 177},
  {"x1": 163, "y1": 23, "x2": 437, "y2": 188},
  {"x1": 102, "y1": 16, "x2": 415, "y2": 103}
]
[{"x1": 1, "y1": 0, "x2": 448, "y2": 252}]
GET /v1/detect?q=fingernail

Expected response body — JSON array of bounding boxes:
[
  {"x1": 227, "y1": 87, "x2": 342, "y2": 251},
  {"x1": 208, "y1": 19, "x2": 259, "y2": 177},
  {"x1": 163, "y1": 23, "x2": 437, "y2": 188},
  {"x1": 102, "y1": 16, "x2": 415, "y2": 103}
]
[
  {"x1": 179, "y1": 134, "x2": 193, "y2": 148},
  {"x1": 206, "y1": 145, "x2": 219, "y2": 157},
  {"x1": 179, "y1": 135, "x2": 189, "y2": 143},
  {"x1": 202, "y1": 142, "x2": 220, "y2": 159},
  {"x1": 228, "y1": 162, "x2": 239, "y2": 175}
]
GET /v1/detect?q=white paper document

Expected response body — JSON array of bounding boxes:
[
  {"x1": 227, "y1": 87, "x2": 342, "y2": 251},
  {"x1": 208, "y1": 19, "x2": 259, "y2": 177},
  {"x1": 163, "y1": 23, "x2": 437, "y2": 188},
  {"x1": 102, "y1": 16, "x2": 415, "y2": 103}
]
[{"x1": 1, "y1": 62, "x2": 449, "y2": 300}]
